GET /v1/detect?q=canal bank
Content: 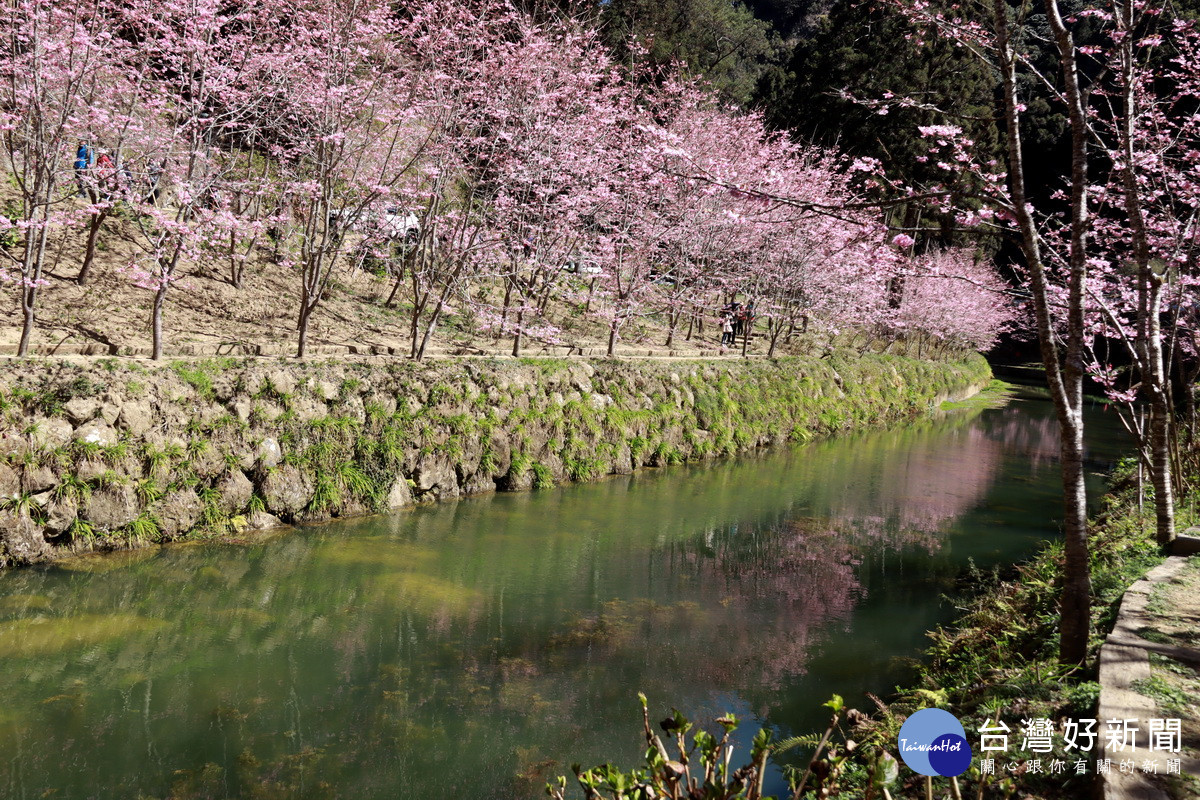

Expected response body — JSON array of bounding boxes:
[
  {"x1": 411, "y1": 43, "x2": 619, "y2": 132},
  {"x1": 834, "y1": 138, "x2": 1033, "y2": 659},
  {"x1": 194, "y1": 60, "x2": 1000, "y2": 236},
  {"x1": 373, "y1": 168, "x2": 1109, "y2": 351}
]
[
  {"x1": 858, "y1": 452, "x2": 1199, "y2": 800},
  {"x1": 0, "y1": 385, "x2": 1130, "y2": 799},
  {"x1": 0, "y1": 352, "x2": 990, "y2": 567}
]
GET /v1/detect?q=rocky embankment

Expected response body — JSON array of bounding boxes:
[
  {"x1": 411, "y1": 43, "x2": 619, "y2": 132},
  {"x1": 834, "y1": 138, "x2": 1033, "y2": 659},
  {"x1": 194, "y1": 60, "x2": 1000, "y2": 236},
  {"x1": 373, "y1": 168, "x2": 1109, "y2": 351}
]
[{"x1": 0, "y1": 352, "x2": 990, "y2": 567}]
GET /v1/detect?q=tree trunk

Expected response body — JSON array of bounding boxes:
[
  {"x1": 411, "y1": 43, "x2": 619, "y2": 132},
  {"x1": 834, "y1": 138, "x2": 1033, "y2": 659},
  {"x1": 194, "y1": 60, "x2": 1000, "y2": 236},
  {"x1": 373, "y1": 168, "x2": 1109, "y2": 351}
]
[
  {"x1": 229, "y1": 240, "x2": 256, "y2": 289},
  {"x1": 78, "y1": 209, "x2": 109, "y2": 285},
  {"x1": 1043, "y1": 0, "x2": 1094, "y2": 666},
  {"x1": 1140, "y1": 264, "x2": 1176, "y2": 544},
  {"x1": 768, "y1": 319, "x2": 785, "y2": 358},
  {"x1": 607, "y1": 322, "x2": 618, "y2": 357},
  {"x1": 1058, "y1": 408, "x2": 1091, "y2": 661},
  {"x1": 18, "y1": 286, "x2": 35, "y2": 357},
  {"x1": 993, "y1": 0, "x2": 1092, "y2": 665},
  {"x1": 386, "y1": 272, "x2": 404, "y2": 307},
  {"x1": 18, "y1": 207, "x2": 51, "y2": 357},
  {"x1": 665, "y1": 310, "x2": 679, "y2": 347},
  {"x1": 498, "y1": 280, "x2": 513, "y2": 341},
  {"x1": 1115, "y1": 0, "x2": 1175, "y2": 545},
  {"x1": 409, "y1": 292, "x2": 424, "y2": 359},
  {"x1": 1149, "y1": 400, "x2": 1175, "y2": 544},
  {"x1": 297, "y1": 300, "x2": 312, "y2": 359},
  {"x1": 416, "y1": 301, "x2": 444, "y2": 361},
  {"x1": 512, "y1": 308, "x2": 524, "y2": 357},
  {"x1": 151, "y1": 286, "x2": 167, "y2": 360}
]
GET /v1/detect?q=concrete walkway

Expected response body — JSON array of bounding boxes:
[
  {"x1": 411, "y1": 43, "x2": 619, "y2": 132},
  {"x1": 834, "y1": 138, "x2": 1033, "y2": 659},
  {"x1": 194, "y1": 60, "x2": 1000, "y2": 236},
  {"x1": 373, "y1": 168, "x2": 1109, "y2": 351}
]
[
  {"x1": 1098, "y1": 540, "x2": 1200, "y2": 800},
  {"x1": 0, "y1": 340, "x2": 762, "y2": 360}
]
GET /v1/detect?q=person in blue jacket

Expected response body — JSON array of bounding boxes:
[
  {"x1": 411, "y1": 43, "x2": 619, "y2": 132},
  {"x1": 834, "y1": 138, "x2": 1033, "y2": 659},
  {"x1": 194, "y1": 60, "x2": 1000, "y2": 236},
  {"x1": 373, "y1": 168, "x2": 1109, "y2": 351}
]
[{"x1": 74, "y1": 142, "x2": 93, "y2": 197}]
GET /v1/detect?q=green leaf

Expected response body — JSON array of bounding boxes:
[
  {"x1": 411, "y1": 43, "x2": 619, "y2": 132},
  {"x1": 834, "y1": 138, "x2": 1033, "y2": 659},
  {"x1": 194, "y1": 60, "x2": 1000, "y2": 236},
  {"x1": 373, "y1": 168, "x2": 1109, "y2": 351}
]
[
  {"x1": 871, "y1": 751, "x2": 899, "y2": 787},
  {"x1": 751, "y1": 727, "x2": 773, "y2": 758}
]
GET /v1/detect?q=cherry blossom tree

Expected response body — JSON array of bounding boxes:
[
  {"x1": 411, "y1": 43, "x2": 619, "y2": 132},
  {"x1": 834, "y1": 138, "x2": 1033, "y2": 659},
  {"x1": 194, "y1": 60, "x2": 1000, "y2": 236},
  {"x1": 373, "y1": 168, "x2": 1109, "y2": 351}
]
[
  {"x1": 847, "y1": 0, "x2": 1200, "y2": 662},
  {"x1": 837, "y1": 0, "x2": 1095, "y2": 664},
  {"x1": 2, "y1": 0, "x2": 1022, "y2": 370},
  {"x1": 573, "y1": 89, "x2": 674, "y2": 357},
  {"x1": 464, "y1": 16, "x2": 619, "y2": 356},
  {"x1": 895, "y1": 248, "x2": 1016, "y2": 355},
  {"x1": 266, "y1": 0, "x2": 430, "y2": 358},
  {"x1": 1080, "y1": 17, "x2": 1200, "y2": 545},
  {"x1": 384, "y1": 0, "x2": 537, "y2": 360},
  {"x1": 647, "y1": 92, "x2": 921, "y2": 358},
  {"x1": 0, "y1": 0, "x2": 119, "y2": 355},
  {"x1": 99, "y1": 0, "x2": 297, "y2": 359}
]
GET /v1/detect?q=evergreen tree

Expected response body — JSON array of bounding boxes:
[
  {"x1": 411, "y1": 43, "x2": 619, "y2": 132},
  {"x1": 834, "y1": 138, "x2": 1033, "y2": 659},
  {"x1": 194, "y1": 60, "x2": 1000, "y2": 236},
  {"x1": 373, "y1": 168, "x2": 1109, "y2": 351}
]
[
  {"x1": 600, "y1": 0, "x2": 786, "y2": 107},
  {"x1": 768, "y1": 0, "x2": 1000, "y2": 197}
]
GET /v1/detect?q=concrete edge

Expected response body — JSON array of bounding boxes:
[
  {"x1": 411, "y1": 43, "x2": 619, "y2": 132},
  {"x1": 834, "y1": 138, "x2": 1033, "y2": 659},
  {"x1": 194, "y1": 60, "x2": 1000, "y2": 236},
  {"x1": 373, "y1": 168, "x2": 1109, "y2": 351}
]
[
  {"x1": 1098, "y1": 556, "x2": 1200, "y2": 800},
  {"x1": 933, "y1": 380, "x2": 991, "y2": 407}
]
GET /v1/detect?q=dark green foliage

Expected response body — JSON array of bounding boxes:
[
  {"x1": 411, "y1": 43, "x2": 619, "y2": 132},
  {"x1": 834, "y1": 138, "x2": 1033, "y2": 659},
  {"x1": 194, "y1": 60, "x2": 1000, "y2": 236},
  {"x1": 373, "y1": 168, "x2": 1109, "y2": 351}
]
[
  {"x1": 549, "y1": 694, "x2": 778, "y2": 800},
  {"x1": 126, "y1": 513, "x2": 162, "y2": 543},
  {"x1": 601, "y1": 0, "x2": 786, "y2": 106},
  {"x1": 767, "y1": 0, "x2": 1001, "y2": 245}
]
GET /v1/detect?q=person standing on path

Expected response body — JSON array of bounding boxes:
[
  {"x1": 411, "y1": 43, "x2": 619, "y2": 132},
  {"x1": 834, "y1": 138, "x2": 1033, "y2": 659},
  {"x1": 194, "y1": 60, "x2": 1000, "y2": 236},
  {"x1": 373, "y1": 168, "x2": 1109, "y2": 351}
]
[
  {"x1": 74, "y1": 142, "x2": 93, "y2": 198},
  {"x1": 95, "y1": 151, "x2": 115, "y2": 198},
  {"x1": 721, "y1": 313, "x2": 734, "y2": 346},
  {"x1": 734, "y1": 303, "x2": 748, "y2": 339}
]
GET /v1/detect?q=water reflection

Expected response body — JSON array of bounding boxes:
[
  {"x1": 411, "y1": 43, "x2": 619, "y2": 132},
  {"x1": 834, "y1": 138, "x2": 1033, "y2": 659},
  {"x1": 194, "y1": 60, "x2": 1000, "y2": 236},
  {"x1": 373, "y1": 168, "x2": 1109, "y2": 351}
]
[{"x1": 0, "y1": 397, "x2": 1127, "y2": 799}]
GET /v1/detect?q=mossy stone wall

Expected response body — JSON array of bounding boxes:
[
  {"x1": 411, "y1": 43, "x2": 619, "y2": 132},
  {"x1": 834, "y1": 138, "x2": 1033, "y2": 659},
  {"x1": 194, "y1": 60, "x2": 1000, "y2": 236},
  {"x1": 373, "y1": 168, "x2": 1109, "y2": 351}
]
[{"x1": 0, "y1": 352, "x2": 991, "y2": 567}]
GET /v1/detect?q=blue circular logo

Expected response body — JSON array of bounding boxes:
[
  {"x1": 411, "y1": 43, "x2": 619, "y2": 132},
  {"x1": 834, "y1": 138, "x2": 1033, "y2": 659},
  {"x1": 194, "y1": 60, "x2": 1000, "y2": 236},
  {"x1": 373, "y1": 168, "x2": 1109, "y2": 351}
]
[{"x1": 897, "y1": 709, "x2": 972, "y2": 777}]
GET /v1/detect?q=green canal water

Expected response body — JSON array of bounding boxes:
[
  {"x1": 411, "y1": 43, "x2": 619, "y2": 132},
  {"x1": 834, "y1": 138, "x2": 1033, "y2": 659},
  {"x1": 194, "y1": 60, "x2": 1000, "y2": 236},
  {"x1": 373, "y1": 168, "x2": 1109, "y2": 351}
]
[{"x1": 0, "y1": 394, "x2": 1129, "y2": 799}]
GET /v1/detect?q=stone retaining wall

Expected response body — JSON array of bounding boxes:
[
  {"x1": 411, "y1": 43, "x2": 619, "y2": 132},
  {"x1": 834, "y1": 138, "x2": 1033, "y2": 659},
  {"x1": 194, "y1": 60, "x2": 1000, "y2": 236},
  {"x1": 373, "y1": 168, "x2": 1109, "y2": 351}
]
[{"x1": 0, "y1": 352, "x2": 990, "y2": 567}]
